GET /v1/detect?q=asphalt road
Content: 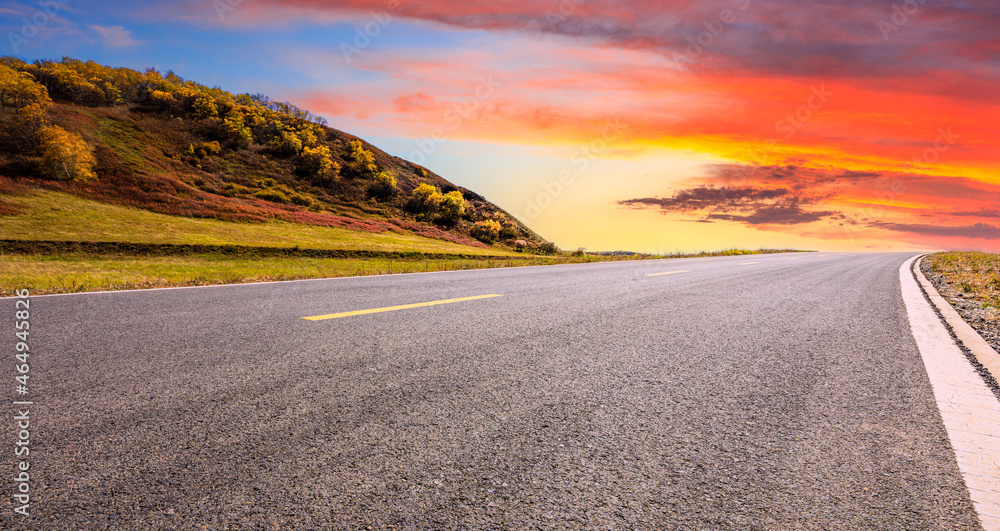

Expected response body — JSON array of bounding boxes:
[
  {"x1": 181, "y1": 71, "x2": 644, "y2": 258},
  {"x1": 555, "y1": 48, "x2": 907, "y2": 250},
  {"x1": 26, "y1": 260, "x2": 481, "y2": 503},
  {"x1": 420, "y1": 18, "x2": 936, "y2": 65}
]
[{"x1": 0, "y1": 252, "x2": 984, "y2": 529}]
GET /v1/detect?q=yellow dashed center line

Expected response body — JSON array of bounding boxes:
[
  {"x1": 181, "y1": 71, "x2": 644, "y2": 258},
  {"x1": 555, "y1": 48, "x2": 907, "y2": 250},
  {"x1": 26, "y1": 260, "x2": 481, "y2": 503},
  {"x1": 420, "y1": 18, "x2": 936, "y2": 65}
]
[
  {"x1": 302, "y1": 294, "x2": 503, "y2": 321},
  {"x1": 644, "y1": 270, "x2": 691, "y2": 277}
]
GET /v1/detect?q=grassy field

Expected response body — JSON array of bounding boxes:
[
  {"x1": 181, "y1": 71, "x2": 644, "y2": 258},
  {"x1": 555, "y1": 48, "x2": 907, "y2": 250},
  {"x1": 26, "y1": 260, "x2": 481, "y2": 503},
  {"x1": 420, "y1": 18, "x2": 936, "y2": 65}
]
[
  {"x1": 0, "y1": 248, "x2": 808, "y2": 295},
  {"x1": 0, "y1": 254, "x2": 581, "y2": 296},
  {"x1": 0, "y1": 189, "x2": 519, "y2": 256},
  {"x1": 926, "y1": 252, "x2": 1000, "y2": 309},
  {"x1": 0, "y1": 188, "x2": 808, "y2": 295}
]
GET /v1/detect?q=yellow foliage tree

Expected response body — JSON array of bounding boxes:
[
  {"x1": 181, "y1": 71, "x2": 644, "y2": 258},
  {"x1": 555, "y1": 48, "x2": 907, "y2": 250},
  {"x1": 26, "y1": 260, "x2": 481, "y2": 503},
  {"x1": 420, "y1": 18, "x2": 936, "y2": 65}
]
[
  {"x1": 369, "y1": 170, "x2": 397, "y2": 200},
  {"x1": 38, "y1": 125, "x2": 97, "y2": 181},
  {"x1": 0, "y1": 63, "x2": 50, "y2": 114},
  {"x1": 193, "y1": 94, "x2": 219, "y2": 117},
  {"x1": 439, "y1": 190, "x2": 466, "y2": 224},
  {"x1": 470, "y1": 219, "x2": 502, "y2": 243},
  {"x1": 348, "y1": 139, "x2": 378, "y2": 179},
  {"x1": 223, "y1": 111, "x2": 253, "y2": 145},
  {"x1": 412, "y1": 183, "x2": 444, "y2": 212},
  {"x1": 300, "y1": 145, "x2": 340, "y2": 183},
  {"x1": 0, "y1": 62, "x2": 51, "y2": 147}
]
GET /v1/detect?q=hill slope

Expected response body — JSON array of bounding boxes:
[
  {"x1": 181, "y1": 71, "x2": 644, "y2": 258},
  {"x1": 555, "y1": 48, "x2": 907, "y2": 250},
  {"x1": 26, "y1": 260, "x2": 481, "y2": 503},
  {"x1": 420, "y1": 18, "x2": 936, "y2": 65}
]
[{"x1": 0, "y1": 56, "x2": 552, "y2": 253}]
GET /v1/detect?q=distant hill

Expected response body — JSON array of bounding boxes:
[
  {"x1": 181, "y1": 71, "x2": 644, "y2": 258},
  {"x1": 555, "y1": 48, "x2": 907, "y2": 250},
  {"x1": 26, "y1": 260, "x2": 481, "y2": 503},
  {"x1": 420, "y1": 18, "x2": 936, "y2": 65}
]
[{"x1": 0, "y1": 56, "x2": 553, "y2": 253}]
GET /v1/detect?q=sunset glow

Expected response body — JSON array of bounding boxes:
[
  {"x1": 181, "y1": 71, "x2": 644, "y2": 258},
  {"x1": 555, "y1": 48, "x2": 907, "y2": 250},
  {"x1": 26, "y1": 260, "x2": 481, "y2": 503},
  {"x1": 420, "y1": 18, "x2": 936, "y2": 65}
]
[{"x1": 6, "y1": 0, "x2": 999, "y2": 251}]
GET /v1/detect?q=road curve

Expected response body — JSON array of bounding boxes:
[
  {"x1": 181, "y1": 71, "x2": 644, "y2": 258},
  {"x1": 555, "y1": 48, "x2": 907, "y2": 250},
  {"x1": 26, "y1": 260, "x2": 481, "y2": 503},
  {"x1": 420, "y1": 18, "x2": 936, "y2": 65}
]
[{"x1": 0, "y1": 252, "x2": 983, "y2": 529}]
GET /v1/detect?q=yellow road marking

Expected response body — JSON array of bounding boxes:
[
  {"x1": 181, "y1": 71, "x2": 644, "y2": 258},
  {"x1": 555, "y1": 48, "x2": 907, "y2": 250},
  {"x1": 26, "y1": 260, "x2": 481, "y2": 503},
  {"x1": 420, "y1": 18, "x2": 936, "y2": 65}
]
[
  {"x1": 645, "y1": 270, "x2": 691, "y2": 277},
  {"x1": 302, "y1": 294, "x2": 503, "y2": 321},
  {"x1": 740, "y1": 262, "x2": 761, "y2": 265}
]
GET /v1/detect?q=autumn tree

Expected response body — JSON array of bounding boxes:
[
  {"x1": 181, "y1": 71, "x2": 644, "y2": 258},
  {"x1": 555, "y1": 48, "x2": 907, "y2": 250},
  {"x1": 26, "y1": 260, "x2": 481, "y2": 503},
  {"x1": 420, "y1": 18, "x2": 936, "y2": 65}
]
[
  {"x1": 346, "y1": 139, "x2": 378, "y2": 179},
  {"x1": 223, "y1": 111, "x2": 253, "y2": 145},
  {"x1": 0, "y1": 62, "x2": 51, "y2": 149},
  {"x1": 38, "y1": 125, "x2": 96, "y2": 181},
  {"x1": 270, "y1": 129, "x2": 303, "y2": 156},
  {"x1": 192, "y1": 94, "x2": 219, "y2": 117},
  {"x1": 299, "y1": 145, "x2": 340, "y2": 184}
]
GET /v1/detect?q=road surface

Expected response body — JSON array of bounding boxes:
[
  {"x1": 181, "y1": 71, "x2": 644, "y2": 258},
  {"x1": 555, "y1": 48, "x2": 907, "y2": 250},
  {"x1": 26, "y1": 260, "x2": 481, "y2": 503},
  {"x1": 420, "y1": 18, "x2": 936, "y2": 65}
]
[{"x1": 0, "y1": 252, "x2": 985, "y2": 529}]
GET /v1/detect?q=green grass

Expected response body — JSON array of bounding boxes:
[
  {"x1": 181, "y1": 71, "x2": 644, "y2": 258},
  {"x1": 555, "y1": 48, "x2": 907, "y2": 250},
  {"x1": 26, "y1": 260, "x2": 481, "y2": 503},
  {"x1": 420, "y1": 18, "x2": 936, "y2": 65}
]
[
  {"x1": 0, "y1": 189, "x2": 520, "y2": 256},
  {"x1": 0, "y1": 247, "x2": 808, "y2": 295},
  {"x1": 0, "y1": 254, "x2": 580, "y2": 295}
]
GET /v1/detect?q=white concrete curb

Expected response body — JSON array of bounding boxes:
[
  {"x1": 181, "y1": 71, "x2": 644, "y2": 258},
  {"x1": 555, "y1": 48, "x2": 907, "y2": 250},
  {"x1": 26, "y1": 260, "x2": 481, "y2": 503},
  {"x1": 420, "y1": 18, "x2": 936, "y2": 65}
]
[
  {"x1": 902, "y1": 254, "x2": 1000, "y2": 530},
  {"x1": 914, "y1": 256, "x2": 1000, "y2": 384}
]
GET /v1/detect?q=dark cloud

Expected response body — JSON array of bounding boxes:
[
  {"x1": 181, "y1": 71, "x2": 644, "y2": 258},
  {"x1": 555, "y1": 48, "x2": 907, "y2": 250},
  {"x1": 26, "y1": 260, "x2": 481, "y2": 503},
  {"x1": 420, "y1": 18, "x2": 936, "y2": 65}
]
[
  {"x1": 874, "y1": 222, "x2": 1000, "y2": 239},
  {"x1": 707, "y1": 206, "x2": 838, "y2": 225},
  {"x1": 706, "y1": 163, "x2": 886, "y2": 188},
  {"x1": 619, "y1": 185, "x2": 837, "y2": 225},
  {"x1": 619, "y1": 186, "x2": 791, "y2": 211},
  {"x1": 238, "y1": 1, "x2": 1000, "y2": 91},
  {"x1": 951, "y1": 209, "x2": 1000, "y2": 219}
]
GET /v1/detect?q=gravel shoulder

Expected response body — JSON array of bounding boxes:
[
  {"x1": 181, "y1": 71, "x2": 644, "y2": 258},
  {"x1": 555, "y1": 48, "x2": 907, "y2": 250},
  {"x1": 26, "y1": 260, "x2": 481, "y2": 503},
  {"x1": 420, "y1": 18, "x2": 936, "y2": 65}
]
[{"x1": 921, "y1": 253, "x2": 1000, "y2": 356}]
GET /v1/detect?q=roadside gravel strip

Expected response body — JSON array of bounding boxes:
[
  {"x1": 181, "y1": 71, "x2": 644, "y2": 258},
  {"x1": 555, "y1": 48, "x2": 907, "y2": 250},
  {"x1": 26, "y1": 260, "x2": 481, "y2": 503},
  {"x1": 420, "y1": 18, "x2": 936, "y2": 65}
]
[{"x1": 0, "y1": 252, "x2": 987, "y2": 528}]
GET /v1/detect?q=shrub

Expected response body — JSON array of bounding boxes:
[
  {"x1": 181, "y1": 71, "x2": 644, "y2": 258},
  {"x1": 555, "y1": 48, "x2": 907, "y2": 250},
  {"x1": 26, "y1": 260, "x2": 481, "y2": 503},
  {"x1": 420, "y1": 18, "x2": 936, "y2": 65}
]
[
  {"x1": 411, "y1": 183, "x2": 443, "y2": 213},
  {"x1": 38, "y1": 125, "x2": 96, "y2": 181},
  {"x1": 470, "y1": 219, "x2": 502, "y2": 243},
  {"x1": 368, "y1": 170, "x2": 397, "y2": 200},
  {"x1": 499, "y1": 223, "x2": 519, "y2": 240},
  {"x1": 223, "y1": 182, "x2": 253, "y2": 195},
  {"x1": 289, "y1": 192, "x2": 315, "y2": 207},
  {"x1": 537, "y1": 241, "x2": 559, "y2": 255},
  {"x1": 253, "y1": 188, "x2": 291, "y2": 204},
  {"x1": 438, "y1": 190, "x2": 466, "y2": 225},
  {"x1": 187, "y1": 141, "x2": 222, "y2": 159}
]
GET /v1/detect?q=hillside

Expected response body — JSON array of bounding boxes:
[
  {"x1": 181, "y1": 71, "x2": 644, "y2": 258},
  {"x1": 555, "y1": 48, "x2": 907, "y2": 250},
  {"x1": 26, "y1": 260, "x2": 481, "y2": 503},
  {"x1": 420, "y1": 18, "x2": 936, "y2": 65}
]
[{"x1": 0, "y1": 56, "x2": 552, "y2": 253}]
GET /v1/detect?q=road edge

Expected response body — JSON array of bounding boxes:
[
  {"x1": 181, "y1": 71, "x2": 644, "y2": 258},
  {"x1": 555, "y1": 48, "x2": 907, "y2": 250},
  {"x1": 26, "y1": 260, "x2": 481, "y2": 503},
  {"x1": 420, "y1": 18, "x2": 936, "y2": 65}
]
[
  {"x1": 901, "y1": 254, "x2": 1000, "y2": 530},
  {"x1": 914, "y1": 255, "x2": 1000, "y2": 389}
]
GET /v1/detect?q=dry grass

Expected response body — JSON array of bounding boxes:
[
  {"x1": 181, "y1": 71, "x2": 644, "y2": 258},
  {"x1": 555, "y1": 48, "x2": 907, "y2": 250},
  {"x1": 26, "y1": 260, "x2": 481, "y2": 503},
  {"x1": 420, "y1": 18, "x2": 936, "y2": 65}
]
[{"x1": 926, "y1": 252, "x2": 1000, "y2": 311}]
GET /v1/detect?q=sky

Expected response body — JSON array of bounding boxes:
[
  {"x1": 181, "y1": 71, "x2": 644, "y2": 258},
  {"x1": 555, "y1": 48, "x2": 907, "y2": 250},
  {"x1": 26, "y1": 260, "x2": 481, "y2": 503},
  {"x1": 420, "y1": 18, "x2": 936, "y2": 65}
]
[{"x1": 4, "y1": 0, "x2": 1000, "y2": 253}]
